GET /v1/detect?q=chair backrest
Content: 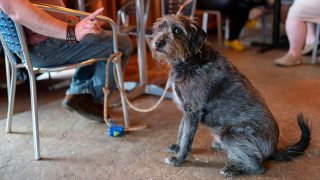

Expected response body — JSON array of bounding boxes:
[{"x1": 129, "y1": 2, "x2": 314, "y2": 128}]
[
  {"x1": 161, "y1": 0, "x2": 197, "y2": 17},
  {"x1": 0, "y1": 11, "x2": 29, "y2": 66},
  {"x1": 0, "y1": 12, "x2": 22, "y2": 53}
]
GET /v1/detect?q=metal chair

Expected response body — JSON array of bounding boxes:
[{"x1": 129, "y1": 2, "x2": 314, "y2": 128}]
[
  {"x1": 116, "y1": 0, "x2": 197, "y2": 37},
  {"x1": 0, "y1": 3, "x2": 129, "y2": 160},
  {"x1": 116, "y1": 0, "x2": 152, "y2": 37},
  {"x1": 197, "y1": 10, "x2": 224, "y2": 46},
  {"x1": 311, "y1": 23, "x2": 320, "y2": 64},
  {"x1": 196, "y1": 0, "x2": 232, "y2": 46},
  {"x1": 162, "y1": 0, "x2": 196, "y2": 17}
]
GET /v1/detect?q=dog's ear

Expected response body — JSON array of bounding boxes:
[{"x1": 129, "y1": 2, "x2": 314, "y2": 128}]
[
  {"x1": 190, "y1": 24, "x2": 207, "y2": 50},
  {"x1": 196, "y1": 25, "x2": 207, "y2": 47}
]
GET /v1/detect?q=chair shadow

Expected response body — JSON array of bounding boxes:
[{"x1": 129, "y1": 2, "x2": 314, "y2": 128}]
[
  {"x1": 9, "y1": 131, "x2": 32, "y2": 135},
  {"x1": 38, "y1": 156, "x2": 106, "y2": 163},
  {"x1": 38, "y1": 157, "x2": 66, "y2": 161}
]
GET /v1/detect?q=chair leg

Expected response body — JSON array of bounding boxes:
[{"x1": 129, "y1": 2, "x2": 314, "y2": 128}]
[
  {"x1": 201, "y1": 11, "x2": 222, "y2": 46},
  {"x1": 115, "y1": 62, "x2": 129, "y2": 128},
  {"x1": 27, "y1": 69, "x2": 40, "y2": 160},
  {"x1": 5, "y1": 56, "x2": 11, "y2": 98},
  {"x1": 311, "y1": 24, "x2": 320, "y2": 64},
  {"x1": 225, "y1": 17, "x2": 230, "y2": 41},
  {"x1": 5, "y1": 58, "x2": 16, "y2": 133},
  {"x1": 202, "y1": 12, "x2": 209, "y2": 32},
  {"x1": 77, "y1": 0, "x2": 85, "y2": 11},
  {"x1": 216, "y1": 12, "x2": 222, "y2": 46},
  {"x1": 261, "y1": 15, "x2": 268, "y2": 43}
]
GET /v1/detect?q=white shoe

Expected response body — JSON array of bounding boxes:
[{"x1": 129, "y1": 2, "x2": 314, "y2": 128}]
[{"x1": 274, "y1": 53, "x2": 302, "y2": 67}]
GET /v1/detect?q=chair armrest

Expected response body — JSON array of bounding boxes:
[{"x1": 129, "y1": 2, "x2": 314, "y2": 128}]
[
  {"x1": 33, "y1": 3, "x2": 115, "y2": 25},
  {"x1": 177, "y1": 0, "x2": 196, "y2": 17},
  {"x1": 33, "y1": 3, "x2": 120, "y2": 55}
]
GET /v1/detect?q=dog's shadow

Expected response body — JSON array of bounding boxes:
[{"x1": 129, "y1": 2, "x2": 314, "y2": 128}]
[{"x1": 184, "y1": 148, "x2": 226, "y2": 168}]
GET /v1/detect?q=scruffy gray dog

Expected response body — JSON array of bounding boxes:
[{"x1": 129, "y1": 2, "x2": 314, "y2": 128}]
[{"x1": 150, "y1": 14, "x2": 311, "y2": 177}]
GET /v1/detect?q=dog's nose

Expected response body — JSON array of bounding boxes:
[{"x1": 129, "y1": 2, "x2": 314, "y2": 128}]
[{"x1": 155, "y1": 40, "x2": 165, "y2": 49}]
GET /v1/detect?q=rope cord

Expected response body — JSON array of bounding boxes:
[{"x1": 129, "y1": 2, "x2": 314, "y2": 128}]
[
  {"x1": 103, "y1": 53, "x2": 171, "y2": 122},
  {"x1": 103, "y1": 57, "x2": 112, "y2": 124},
  {"x1": 113, "y1": 62, "x2": 171, "y2": 112}
]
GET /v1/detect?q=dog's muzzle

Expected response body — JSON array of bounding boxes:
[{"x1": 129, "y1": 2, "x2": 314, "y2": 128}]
[{"x1": 154, "y1": 40, "x2": 166, "y2": 51}]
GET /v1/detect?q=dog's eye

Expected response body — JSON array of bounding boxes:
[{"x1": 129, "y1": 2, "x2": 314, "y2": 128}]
[{"x1": 173, "y1": 27, "x2": 181, "y2": 34}]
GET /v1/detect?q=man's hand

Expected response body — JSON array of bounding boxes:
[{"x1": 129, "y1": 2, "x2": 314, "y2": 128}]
[{"x1": 75, "y1": 8, "x2": 104, "y2": 41}]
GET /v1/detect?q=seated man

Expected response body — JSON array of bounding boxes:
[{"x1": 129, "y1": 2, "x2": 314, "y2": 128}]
[{"x1": 0, "y1": 0, "x2": 133, "y2": 121}]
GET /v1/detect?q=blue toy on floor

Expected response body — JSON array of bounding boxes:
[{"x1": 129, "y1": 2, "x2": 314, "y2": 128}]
[{"x1": 107, "y1": 119, "x2": 124, "y2": 137}]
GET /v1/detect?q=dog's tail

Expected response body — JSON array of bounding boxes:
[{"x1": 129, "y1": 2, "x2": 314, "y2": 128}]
[{"x1": 270, "y1": 114, "x2": 311, "y2": 161}]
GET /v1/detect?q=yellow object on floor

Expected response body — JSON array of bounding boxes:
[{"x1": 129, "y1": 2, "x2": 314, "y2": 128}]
[
  {"x1": 245, "y1": 19, "x2": 257, "y2": 29},
  {"x1": 224, "y1": 39, "x2": 246, "y2": 51}
]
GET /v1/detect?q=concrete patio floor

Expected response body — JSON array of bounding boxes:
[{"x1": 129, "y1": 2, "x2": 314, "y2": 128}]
[{"x1": 1, "y1": 44, "x2": 320, "y2": 179}]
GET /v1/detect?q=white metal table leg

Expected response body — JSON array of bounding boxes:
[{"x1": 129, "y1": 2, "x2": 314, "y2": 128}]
[{"x1": 131, "y1": 0, "x2": 172, "y2": 100}]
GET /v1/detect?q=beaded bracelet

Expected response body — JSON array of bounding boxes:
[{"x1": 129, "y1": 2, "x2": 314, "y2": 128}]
[{"x1": 66, "y1": 24, "x2": 78, "y2": 44}]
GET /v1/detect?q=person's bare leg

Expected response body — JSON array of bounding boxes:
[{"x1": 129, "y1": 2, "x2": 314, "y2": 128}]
[
  {"x1": 274, "y1": 17, "x2": 306, "y2": 66},
  {"x1": 286, "y1": 17, "x2": 307, "y2": 59},
  {"x1": 305, "y1": 23, "x2": 316, "y2": 45}
]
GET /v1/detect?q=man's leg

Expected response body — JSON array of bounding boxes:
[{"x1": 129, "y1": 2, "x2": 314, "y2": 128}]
[
  {"x1": 64, "y1": 31, "x2": 133, "y2": 103},
  {"x1": 224, "y1": 3, "x2": 250, "y2": 51},
  {"x1": 29, "y1": 30, "x2": 132, "y2": 120}
]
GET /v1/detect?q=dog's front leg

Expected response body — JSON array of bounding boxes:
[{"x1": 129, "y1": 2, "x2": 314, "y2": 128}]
[
  {"x1": 167, "y1": 115, "x2": 186, "y2": 154},
  {"x1": 165, "y1": 112, "x2": 199, "y2": 166}
]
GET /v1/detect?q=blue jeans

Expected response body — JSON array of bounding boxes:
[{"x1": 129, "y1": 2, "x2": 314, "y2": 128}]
[{"x1": 29, "y1": 30, "x2": 133, "y2": 104}]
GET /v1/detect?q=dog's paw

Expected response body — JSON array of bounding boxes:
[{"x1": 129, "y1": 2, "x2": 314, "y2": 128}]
[
  {"x1": 164, "y1": 156, "x2": 183, "y2": 166},
  {"x1": 220, "y1": 164, "x2": 243, "y2": 177},
  {"x1": 167, "y1": 144, "x2": 180, "y2": 154}
]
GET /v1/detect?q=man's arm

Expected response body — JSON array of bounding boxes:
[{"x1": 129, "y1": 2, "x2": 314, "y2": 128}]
[
  {"x1": 0, "y1": 0, "x2": 68, "y2": 39},
  {"x1": 0, "y1": 0, "x2": 103, "y2": 41}
]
